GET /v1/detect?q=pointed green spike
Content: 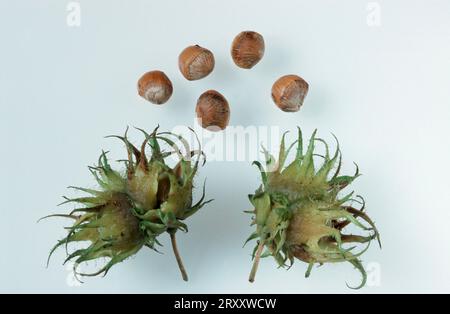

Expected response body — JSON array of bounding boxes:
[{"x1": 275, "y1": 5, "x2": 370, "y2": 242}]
[
  {"x1": 314, "y1": 144, "x2": 333, "y2": 180},
  {"x1": 47, "y1": 238, "x2": 69, "y2": 267},
  {"x1": 38, "y1": 214, "x2": 78, "y2": 223},
  {"x1": 69, "y1": 204, "x2": 105, "y2": 215},
  {"x1": 248, "y1": 194, "x2": 256, "y2": 206},
  {"x1": 99, "y1": 151, "x2": 112, "y2": 172},
  {"x1": 68, "y1": 186, "x2": 103, "y2": 196},
  {"x1": 244, "y1": 232, "x2": 259, "y2": 247},
  {"x1": 63, "y1": 248, "x2": 88, "y2": 265},
  {"x1": 346, "y1": 259, "x2": 367, "y2": 290},
  {"x1": 88, "y1": 167, "x2": 108, "y2": 189},
  {"x1": 252, "y1": 161, "x2": 268, "y2": 187},
  {"x1": 136, "y1": 127, "x2": 163, "y2": 161},
  {"x1": 277, "y1": 131, "x2": 289, "y2": 171},
  {"x1": 298, "y1": 129, "x2": 317, "y2": 177},
  {"x1": 58, "y1": 196, "x2": 101, "y2": 206},
  {"x1": 295, "y1": 127, "x2": 303, "y2": 160},
  {"x1": 337, "y1": 191, "x2": 355, "y2": 205},
  {"x1": 305, "y1": 263, "x2": 314, "y2": 278}
]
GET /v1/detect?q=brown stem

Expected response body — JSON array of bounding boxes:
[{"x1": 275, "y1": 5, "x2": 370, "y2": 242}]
[
  {"x1": 249, "y1": 240, "x2": 265, "y2": 283},
  {"x1": 170, "y1": 232, "x2": 188, "y2": 281}
]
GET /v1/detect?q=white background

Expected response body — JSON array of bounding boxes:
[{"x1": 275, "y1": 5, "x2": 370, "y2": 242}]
[{"x1": 1, "y1": 0, "x2": 450, "y2": 293}]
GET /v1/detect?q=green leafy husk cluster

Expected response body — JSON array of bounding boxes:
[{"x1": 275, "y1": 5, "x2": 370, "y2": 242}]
[
  {"x1": 246, "y1": 128, "x2": 380, "y2": 289},
  {"x1": 44, "y1": 127, "x2": 211, "y2": 281}
]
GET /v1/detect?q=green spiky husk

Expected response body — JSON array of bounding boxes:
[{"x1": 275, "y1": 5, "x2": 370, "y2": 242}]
[
  {"x1": 45, "y1": 127, "x2": 211, "y2": 280},
  {"x1": 246, "y1": 128, "x2": 380, "y2": 289}
]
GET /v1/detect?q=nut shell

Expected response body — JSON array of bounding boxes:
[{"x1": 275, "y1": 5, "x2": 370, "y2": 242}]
[
  {"x1": 231, "y1": 31, "x2": 265, "y2": 69},
  {"x1": 137, "y1": 71, "x2": 173, "y2": 104},
  {"x1": 271, "y1": 75, "x2": 309, "y2": 112},
  {"x1": 195, "y1": 90, "x2": 230, "y2": 131},
  {"x1": 178, "y1": 45, "x2": 215, "y2": 80}
]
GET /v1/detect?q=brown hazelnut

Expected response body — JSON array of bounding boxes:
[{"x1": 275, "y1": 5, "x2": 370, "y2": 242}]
[
  {"x1": 231, "y1": 31, "x2": 265, "y2": 69},
  {"x1": 178, "y1": 45, "x2": 215, "y2": 80},
  {"x1": 195, "y1": 90, "x2": 230, "y2": 131},
  {"x1": 271, "y1": 75, "x2": 309, "y2": 112},
  {"x1": 137, "y1": 70, "x2": 173, "y2": 104}
]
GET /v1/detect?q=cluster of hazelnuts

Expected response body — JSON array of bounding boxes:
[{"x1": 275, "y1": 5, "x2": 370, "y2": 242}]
[{"x1": 137, "y1": 31, "x2": 309, "y2": 131}]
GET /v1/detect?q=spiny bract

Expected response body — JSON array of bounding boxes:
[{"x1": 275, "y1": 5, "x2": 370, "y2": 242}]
[
  {"x1": 246, "y1": 128, "x2": 380, "y2": 289},
  {"x1": 44, "y1": 127, "x2": 211, "y2": 281}
]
